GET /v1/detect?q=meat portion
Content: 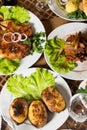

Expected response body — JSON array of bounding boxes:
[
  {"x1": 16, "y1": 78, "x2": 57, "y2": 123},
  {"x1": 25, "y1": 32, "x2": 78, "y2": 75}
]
[
  {"x1": 0, "y1": 20, "x2": 33, "y2": 37},
  {"x1": 0, "y1": 41, "x2": 31, "y2": 59},
  {"x1": 0, "y1": 20, "x2": 33, "y2": 59},
  {"x1": 9, "y1": 98, "x2": 28, "y2": 124},
  {"x1": 41, "y1": 87, "x2": 66, "y2": 112},
  {"x1": 28, "y1": 100, "x2": 48, "y2": 128}
]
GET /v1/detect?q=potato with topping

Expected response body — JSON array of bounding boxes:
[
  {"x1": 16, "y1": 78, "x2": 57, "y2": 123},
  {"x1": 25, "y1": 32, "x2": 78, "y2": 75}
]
[
  {"x1": 28, "y1": 100, "x2": 48, "y2": 128},
  {"x1": 41, "y1": 87, "x2": 66, "y2": 112},
  {"x1": 9, "y1": 98, "x2": 28, "y2": 124}
]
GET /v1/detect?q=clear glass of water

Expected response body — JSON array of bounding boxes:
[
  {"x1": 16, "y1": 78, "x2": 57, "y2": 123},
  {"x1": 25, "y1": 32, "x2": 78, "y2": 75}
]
[{"x1": 68, "y1": 93, "x2": 87, "y2": 129}]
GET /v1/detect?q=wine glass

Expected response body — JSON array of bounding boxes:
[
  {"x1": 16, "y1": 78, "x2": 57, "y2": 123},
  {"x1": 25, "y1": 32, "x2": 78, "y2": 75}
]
[{"x1": 67, "y1": 93, "x2": 87, "y2": 129}]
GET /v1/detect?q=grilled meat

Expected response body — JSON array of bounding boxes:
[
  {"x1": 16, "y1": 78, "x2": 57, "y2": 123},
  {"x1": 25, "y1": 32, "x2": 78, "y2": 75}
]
[
  {"x1": 9, "y1": 98, "x2": 28, "y2": 124},
  {"x1": 0, "y1": 41, "x2": 31, "y2": 59},
  {"x1": 41, "y1": 87, "x2": 66, "y2": 112},
  {"x1": 0, "y1": 20, "x2": 33, "y2": 59},
  {"x1": 28, "y1": 100, "x2": 48, "y2": 128}
]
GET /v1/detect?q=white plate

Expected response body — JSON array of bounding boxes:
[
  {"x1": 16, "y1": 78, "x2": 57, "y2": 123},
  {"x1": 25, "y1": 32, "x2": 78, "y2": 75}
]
[
  {"x1": 79, "y1": 79, "x2": 87, "y2": 89},
  {"x1": 48, "y1": 0, "x2": 87, "y2": 21},
  {"x1": 44, "y1": 22, "x2": 87, "y2": 80},
  {"x1": 0, "y1": 9, "x2": 46, "y2": 75},
  {"x1": 0, "y1": 68, "x2": 72, "y2": 130}
]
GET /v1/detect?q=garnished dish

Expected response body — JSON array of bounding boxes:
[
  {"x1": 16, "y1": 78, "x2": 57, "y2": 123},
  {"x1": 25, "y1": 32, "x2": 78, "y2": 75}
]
[
  {"x1": 0, "y1": 6, "x2": 46, "y2": 75},
  {"x1": 0, "y1": 68, "x2": 71, "y2": 130},
  {"x1": 77, "y1": 79, "x2": 87, "y2": 94},
  {"x1": 47, "y1": 0, "x2": 87, "y2": 21},
  {"x1": 44, "y1": 22, "x2": 87, "y2": 80}
]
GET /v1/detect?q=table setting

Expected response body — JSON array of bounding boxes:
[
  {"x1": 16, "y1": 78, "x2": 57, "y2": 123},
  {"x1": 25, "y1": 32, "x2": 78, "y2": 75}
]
[{"x1": 0, "y1": 0, "x2": 87, "y2": 130}]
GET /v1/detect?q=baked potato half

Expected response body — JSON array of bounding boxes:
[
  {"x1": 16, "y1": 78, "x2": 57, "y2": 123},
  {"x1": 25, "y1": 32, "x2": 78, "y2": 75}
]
[
  {"x1": 41, "y1": 87, "x2": 66, "y2": 112},
  {"x1": 9, "y1": 97, "x2": 28, "y2": 124},
  {"x1": 28, "y1": 100, "x2": 48, "y2": 128}
]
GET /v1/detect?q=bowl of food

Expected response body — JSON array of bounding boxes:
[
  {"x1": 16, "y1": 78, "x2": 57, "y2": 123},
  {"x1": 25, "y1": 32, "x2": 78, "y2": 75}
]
[
  {"x1": 0, "y1": 67, "x2": 71, "y2": 130},
  {"x1": 47, "y1": 0, "x2": 87, "y2": 21},
  {"x1": 0, "y1": 6, "x2": 46, "y2": 75},
  {"x1": 44, "y1": 22, "x2": 87, "y2": 80}
]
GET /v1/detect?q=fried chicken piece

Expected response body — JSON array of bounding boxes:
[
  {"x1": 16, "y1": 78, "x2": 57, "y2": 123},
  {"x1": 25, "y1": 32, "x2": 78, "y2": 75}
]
[
  {"x1": 28, "y1": 100, "x2": 48, "y2": 128},
  {"x1": 41, "y1": 87, "x2": 66, "y2": 112}
]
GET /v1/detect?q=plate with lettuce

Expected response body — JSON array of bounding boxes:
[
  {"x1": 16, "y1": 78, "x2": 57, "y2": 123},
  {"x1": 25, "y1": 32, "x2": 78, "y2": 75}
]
[
  {"x1": 77, "y1": 79, "x2": 87, "y2": 94},
  {"x1": 0, "y1": 6, "x2": 46, "y2": 75},
  {"x1": 47, "y1": 0, "x2": 87, "y2": 21},
  {"x1": 44, "y1": 22, "x2": 87, "y2": 80},
  {"x1": 0, "y1": 67, "x2": 71, "y2": 130}
]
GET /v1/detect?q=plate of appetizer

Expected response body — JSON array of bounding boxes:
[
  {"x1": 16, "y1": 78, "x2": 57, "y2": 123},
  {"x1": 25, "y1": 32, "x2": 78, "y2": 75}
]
[
  {"x1": 0, "y1": 67, "x2": 71, "y2": 130},
  {"x1": 0, "y1": 6, "x2": 46, "y2": 75},
  {"x1": 44, "y1": 22, "x2": 87, "y2": 80},
  {"x1": 47, "y1": 0, "x2": 87, "y2": 21}
]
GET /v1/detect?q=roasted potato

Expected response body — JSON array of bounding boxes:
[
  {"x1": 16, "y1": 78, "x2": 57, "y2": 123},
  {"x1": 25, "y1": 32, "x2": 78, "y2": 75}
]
[
  {"x1": 28, "y1": 100, "x2": 48, "y2": 128},
  {"x1": 41, "y1": 87, "x2": 66, "y2": 112},
  {"x1": 9, "y1": 97, "x2": 28, "y2": 124}
]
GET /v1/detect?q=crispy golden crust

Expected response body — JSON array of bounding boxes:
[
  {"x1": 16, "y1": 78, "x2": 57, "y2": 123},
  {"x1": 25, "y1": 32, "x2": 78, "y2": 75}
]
[
  {"x1": 41, "y1": 87, "x2": 66, "y2": 112},
  {"x1": 0, "y1": 20, "x2": 33, "y2": 59},
  {"x1": 0, "y1": 41, "x2": 31, "y2": 59},
  {"x1": 28, "y1": 100, "x2": 48, "y2": 128},
  {"x1": 83, "y1": 0, "x2": 87, "y2": 16},
  {"x1": 9, "y1": 98, "x2": 28, "y2": 124}
]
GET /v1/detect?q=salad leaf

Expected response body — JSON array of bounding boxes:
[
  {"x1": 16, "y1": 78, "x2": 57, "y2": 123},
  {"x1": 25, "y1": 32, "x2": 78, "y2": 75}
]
[
  {"x1": 67, "y1": 9, "x2": 87, "y2": 19},
  {"x1": 0, "y1": 58, "x2": 20, "y2": 74},
  {"x1": 77, "y1": 85, "x2": 87, "y2": 94},
  {"x1": 0, "y1": 6, "x2": 30, "y2": 23},
  {"x1": 10, "y1": 6, "x2": 30, "y2": 23},
  {"x1": 6, "y1": 68, "x2": 55, "y2": 100},
  {"x1": 0, "y1": 6, "x2": 11, "y2": 20},
  {"x1": 45, "y1": 37, "x2": 77, "y2": 73}
]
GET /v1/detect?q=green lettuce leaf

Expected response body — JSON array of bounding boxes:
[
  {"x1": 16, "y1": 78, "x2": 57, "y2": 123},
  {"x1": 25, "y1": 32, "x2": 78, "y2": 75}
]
[
  {"x1": 0, "y1": 6, "x2": 11, "y2": 20},
  {"x1": 6, "y1": 68, "x2": 55, "y2": 100},
  {"x1": 0, "y1": 6, "x2": 30, "y2": 23},
  {"x1": 0, "y1": 58, "x2": 20, "y2": 74},
  {"x1": 45, "y1": 37, "x2": 77, "y2": 73}
]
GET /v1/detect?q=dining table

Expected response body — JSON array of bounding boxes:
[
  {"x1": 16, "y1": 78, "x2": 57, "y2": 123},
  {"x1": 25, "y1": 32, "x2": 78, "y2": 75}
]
[{"x1": 0, "y1": 0, "x2": 87, "y2": 130}]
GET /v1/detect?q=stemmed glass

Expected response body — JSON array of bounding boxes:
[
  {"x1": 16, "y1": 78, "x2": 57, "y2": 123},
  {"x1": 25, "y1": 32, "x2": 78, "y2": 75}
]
[{"x1": 67, "y1": 93, "x2": 87, "y2": 129}]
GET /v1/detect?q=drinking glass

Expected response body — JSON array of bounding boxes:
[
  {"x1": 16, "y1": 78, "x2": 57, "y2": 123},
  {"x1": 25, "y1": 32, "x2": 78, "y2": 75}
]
[
  {"x1": 67, "y1": 93, "x2": 87, "y2": 129},
  {"x1": 35, "y1": 0, "x2": 48, "y2": 12}
]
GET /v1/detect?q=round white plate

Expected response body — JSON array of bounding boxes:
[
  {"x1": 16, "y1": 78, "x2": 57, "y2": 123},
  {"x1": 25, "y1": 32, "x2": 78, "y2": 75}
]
[
  {"x1": 0, "y1": 8, "x2": 46, "y2": 75},
  {"x1": 48, "y1": 0, "x2": 87, "y2": 21},
  {"x1": 79, "y1": 79, "x2": 87, "y2": 89},
  {"x1": 44, "y1": 22, "x2": 87, "y2": 80},
  {"x1": 0, "y1": 68, "x2": 71, "y2": 130}
]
